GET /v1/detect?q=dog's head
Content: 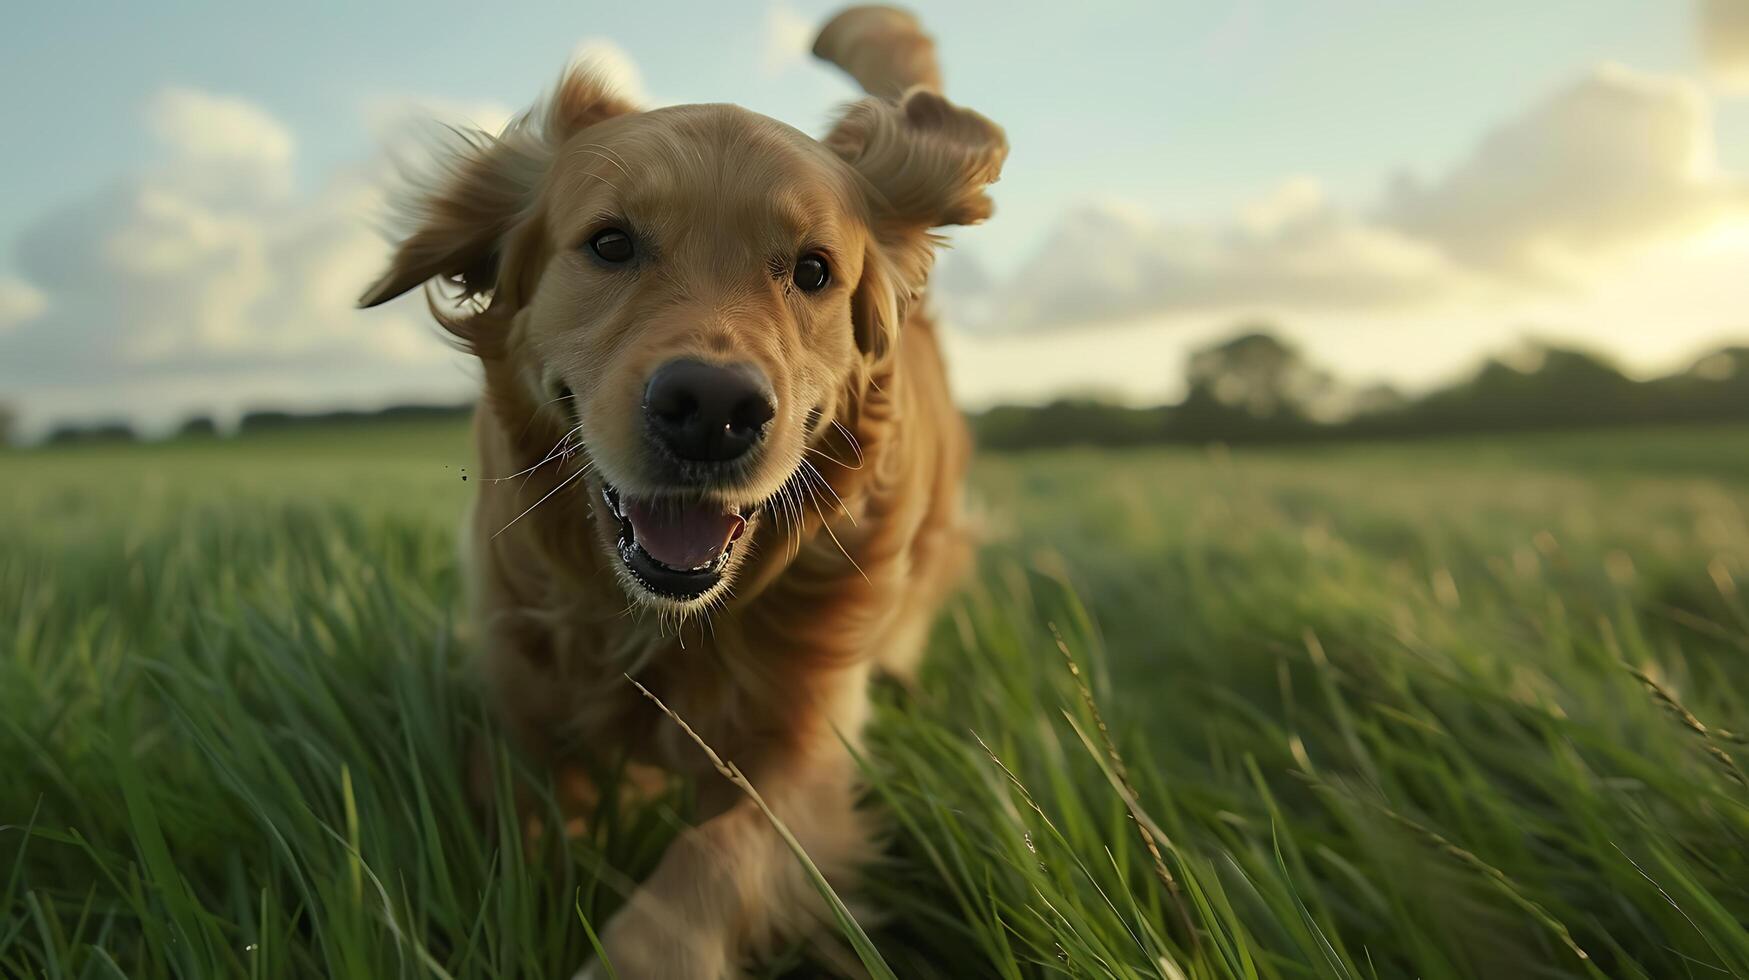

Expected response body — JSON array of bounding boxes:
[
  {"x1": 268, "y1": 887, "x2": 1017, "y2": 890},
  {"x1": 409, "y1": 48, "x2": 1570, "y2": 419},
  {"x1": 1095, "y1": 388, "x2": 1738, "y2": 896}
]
[{"x1": 360, "y1": 67, "x2": 1004, "y2": 612}]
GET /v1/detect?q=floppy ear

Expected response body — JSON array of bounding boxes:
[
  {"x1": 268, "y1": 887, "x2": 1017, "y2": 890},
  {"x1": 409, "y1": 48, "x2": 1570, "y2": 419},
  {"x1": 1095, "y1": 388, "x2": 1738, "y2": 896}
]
[
  {"x1": 824, "y1": 86, "x2": 1007, "y2": 236},
  {"x1": 850, "y1": 242, "x2": 904, "y2": 364},
  {"x1": 357, "y1": 66, "x2": 638, "y2": 310},
  {"x1": 826, "y1": 87, "x2": 1006, "y2": 365}
]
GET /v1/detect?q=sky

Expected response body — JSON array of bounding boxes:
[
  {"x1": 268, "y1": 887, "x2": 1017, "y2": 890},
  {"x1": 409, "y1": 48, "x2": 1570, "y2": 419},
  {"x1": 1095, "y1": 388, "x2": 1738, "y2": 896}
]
[{"x1": 3, "y1": 0, "x2": 1749, "y2": 434}]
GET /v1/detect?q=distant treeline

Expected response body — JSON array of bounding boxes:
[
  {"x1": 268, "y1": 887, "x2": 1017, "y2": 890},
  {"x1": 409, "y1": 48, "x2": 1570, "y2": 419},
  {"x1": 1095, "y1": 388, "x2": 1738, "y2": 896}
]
[
  {"x1": 972, "y1": 329, "x2": 1749, "y2": 451},
  {"x1": 30, "y1": 402, "x2": 474, "y2": 446},
  {"x1": 232, "y1": 403, "x2": 474, "y2": 433},
  {"x1": 15, "y1": 326, "x2": 1749, "y2": 450}
]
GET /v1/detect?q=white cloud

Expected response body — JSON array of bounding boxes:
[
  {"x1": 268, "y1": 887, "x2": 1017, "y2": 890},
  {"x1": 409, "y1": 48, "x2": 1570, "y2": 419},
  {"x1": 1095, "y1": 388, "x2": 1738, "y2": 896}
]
[
  {"x1": 364, "y1": 96, "x2": 516, "y2": 143},
  {"x1": 944, "y1": 63, "x2": 1747, "y2": 335},
  {"x1": 1700, "y1": 0, "x2": 1749, "y2": 91},
  {"x1": 762, "y1": 3, "x2": 816, "y2": 76},
  {"x1": 572, "y1": 38, "x2": 651, "y2": 105},
  {"x1": 147, "y1": 88, "x2": 293, "y2": 169},
  {"x1": 941, "y1": 224, "x2": 1749, "y2": 413},
  {"x1": 0, "y1": 86, "x2": 469, "y2": 433},
  {"x1": 950, "y1": 185, "x2": 1475, "y2": 334},
  {"x1": 1382, "y1": 64, "x2": 1745, "y2": 282},
  {"x1": 0, "y1": 278, "x2": 47, "y2": 331},
  {"x1": 0, "y1": 34, "x2": 664, "y2": 434},
  {"x1": 145, "y1": 88, "x2": 295, "y2": 202}
]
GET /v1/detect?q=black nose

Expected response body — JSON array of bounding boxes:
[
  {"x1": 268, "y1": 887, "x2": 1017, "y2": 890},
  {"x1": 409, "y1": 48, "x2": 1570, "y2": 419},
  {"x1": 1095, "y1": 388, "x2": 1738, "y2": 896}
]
[{"x1": 644, "y1": 359, "x2": 777, "y2": 463}]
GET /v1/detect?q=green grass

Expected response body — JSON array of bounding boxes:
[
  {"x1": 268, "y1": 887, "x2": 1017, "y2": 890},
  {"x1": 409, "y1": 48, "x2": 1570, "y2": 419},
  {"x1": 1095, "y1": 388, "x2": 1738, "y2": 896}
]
[{"x1": 4, "y1": 423, "x2": 1748, "y2": 978}]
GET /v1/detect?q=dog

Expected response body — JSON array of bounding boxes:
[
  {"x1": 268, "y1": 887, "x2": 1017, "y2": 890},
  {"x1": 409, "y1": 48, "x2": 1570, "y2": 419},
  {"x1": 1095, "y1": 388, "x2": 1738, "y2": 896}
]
[{"x1": 359, "y1": 6, "x2": 1005, "y2": 976}]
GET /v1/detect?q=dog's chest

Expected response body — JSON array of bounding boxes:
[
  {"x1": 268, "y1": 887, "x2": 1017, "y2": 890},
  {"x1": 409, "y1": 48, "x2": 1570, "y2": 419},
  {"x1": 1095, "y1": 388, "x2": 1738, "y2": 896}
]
[{"x1": 562, "y1": 620, "x2": 866, "y2": 779}]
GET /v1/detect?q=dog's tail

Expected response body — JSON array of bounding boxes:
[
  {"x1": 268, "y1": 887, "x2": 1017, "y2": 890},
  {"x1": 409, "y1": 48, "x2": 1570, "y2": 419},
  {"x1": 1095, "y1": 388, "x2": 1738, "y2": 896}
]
[{"x1": 812, "y1": 6, "x2": 944, "y2": 98}]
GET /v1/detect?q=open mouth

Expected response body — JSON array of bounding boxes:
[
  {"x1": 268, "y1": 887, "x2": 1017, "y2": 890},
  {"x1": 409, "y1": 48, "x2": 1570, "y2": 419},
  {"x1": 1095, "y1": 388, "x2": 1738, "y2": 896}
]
[{"x1": 601, "y1": 483, "x2": 749, "y2": 601}]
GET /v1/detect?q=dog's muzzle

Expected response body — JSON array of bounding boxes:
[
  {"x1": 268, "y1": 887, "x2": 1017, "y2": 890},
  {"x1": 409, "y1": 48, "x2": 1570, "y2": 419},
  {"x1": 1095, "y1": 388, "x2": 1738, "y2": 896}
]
[{"x1": 602, "y1": 483, "x2": 748, "y2": 600}]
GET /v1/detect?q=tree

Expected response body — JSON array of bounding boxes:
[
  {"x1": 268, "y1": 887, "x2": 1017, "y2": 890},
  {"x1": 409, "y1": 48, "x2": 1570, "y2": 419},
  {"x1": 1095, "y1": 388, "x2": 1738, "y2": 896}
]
[
  {"x1": 1359, "y1": 340, "x2": 1637, "y2": 435},
  {"x1": 176, "y1": 415, "x2": 219, "y2": 438},
  {"x1": 1185, "y1": 329, "x2": 1336, "y2": 420},
  {"x1": 1168, "y1": 328, "x2": 1335, "y2": 442},
  {"x1": 45, "y1": 422, "x2": 139, "y2": 445}
]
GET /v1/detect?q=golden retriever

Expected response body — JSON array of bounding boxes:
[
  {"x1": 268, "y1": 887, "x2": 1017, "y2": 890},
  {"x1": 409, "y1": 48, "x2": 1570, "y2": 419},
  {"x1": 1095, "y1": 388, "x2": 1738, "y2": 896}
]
[{"x1": 359, "y1": 6, "x2": 1005, "y2": 976}]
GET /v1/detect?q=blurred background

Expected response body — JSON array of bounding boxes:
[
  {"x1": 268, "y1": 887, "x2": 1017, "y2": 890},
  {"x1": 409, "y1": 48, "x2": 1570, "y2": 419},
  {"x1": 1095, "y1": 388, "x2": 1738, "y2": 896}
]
[{"x1": 5, "y1": 0, "x2": 1749, "y2": 443}]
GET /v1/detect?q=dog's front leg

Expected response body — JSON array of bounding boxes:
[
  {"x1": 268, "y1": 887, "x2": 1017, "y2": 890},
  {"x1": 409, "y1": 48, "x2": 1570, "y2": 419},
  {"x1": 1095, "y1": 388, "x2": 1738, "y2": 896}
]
[{"x1": 577, "y1": 743, "x2": 870, "y2": 980}]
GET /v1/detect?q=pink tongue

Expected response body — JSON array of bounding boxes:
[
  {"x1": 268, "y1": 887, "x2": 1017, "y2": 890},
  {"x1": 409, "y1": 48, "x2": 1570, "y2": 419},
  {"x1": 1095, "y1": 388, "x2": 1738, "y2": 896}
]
[{"x1": 625, "y1": 499, "x2": 746, "y2": 570}]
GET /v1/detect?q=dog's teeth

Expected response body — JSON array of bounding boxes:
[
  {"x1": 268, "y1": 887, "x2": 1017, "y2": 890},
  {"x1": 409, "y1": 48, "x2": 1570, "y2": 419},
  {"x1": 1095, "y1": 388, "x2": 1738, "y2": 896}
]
[{"x1": 600, "y1": 484, "x2": 626, "y2": 519}]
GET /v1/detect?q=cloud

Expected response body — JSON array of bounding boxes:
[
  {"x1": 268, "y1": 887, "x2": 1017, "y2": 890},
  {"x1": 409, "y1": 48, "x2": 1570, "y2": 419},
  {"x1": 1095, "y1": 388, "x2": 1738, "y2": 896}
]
[
  {"x1": 945, "y1": 63, "x2": 1747, "y2": 334},
  {"x1": 147, "y1": 88, "x2": 292, "y2": 174},
  {"x1": 762, "y1": 3, "x2": 816, "y2": 76},
  {"x1": 1, "y1": 33, "x2": 666, "y2": 433},
  {"x1": 1700, "y1": 0, "x2": 1749, "y2": 90},
  {"x1": 930, "y1": 248, "x2": 998, "y2": 326},
  {"x1": 572, "y1": 38, "x2": 651, "y2": 104},
  {"x1": 0, "y1": 87, "x2": 471, "y2": 432},
  {"x1": 140, "y1": 88, "x2": 297, "y2": 210},
  {"x1": 951, "y1": 182, "x2": 1475, "y2": 334},
  {"x1": 0, "y1": 278, "x2": 46, "y2": 331},
  {"x1": 1382, "y1": 64, "x2": 1745, "y2": 281},
  {"x1": 364, "y1": 96, "x2": 516, "y2": 143}
]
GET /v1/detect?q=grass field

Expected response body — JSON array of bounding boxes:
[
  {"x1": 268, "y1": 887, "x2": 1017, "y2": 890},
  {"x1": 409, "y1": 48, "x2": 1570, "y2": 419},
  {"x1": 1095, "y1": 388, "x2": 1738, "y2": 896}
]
[{"x1": 4, "y1": 422, "x2": 1749, "y2": 979}]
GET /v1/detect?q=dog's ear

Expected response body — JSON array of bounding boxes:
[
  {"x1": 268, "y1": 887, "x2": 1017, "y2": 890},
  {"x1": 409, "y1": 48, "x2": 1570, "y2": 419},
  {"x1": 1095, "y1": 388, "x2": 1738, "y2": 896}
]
[
  {"x1": 827, "y1": 86, "x2": 1006, "y2": 366},
  {"x1": 354, "y1": 129, "x2": 545, "y2": 310},
  {"x1": 357, "y1": 66, "x2": 638, "y2": 310},
  {"x1": 850, "y1": 242, "x2": 903, "y2": 365},
  {"x1": 825, "y1": 86, "x2": 1007, "y2": 238}
]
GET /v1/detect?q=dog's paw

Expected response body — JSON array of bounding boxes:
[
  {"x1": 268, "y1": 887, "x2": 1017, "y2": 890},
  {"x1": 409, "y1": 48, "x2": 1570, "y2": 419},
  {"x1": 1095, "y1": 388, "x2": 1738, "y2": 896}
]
[
  {"x1": 576, "y1": 899, "x2": 733, "y2": 980},
  {"x1": 571, "y1": 945, "x2": 730, "y2": 980}
]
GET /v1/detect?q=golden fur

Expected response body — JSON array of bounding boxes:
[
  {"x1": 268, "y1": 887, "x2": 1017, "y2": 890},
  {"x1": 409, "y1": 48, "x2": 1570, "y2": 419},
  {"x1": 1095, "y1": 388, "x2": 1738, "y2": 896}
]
[{"x1": 360, "y1": 6, "x2": 1005, "y2": 976}]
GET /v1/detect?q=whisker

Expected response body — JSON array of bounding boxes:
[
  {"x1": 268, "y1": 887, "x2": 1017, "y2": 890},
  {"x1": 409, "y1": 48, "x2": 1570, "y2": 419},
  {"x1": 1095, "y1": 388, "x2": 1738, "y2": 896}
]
[
  {"x1": 799, "y1": 471, "x2": 870, "y2": 584},
  {"x1": 518, "y1": 425, "x2": 589, "y2": 489},
  {"x1": 512, "y1": 392, "x2": 577, "y2": 443},
  {"x1": 772, "y1": 483, "x2": 792, "y2": 557},
  {"x1": 801, "y1": 459, "x2": 857, "y2": 527},
  {"x1": 573, "y1": 148, "x2": 630, "y2": 193},
  {"x1": 485, "y1": 421, "x2": 586, "y2": 484},
  {"x1": 779, "y1": 481, "x2": 804, "y2": 561},
  {"x1": 804, "y1": 444, "x2": 862, "y2": 472},
  {"x1": 583, "y1": 170, "x2": 622, "y2": 195},
  {"x1": 828, "y1": 419, "x2": 865, "y2": 466},
  {"x1": 492, "y1": 463, "x2": 588, "y2": 539},
  {"x1": 696, "y1": 593, "x2": 722, "y2": 641},
  {"x1": 576, "y1": 142, "x2": 633, "y2": 180}
]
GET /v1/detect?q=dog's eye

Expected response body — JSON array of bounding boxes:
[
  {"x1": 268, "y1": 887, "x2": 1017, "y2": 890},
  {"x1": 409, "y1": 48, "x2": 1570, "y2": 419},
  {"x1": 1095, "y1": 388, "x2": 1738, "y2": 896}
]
[
  {"x1": 794, "y1": 254, "x2": 830, "y2": 293},
  {"x1": 589, "y1": 229, "x2": 634, "y2": 264}
]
